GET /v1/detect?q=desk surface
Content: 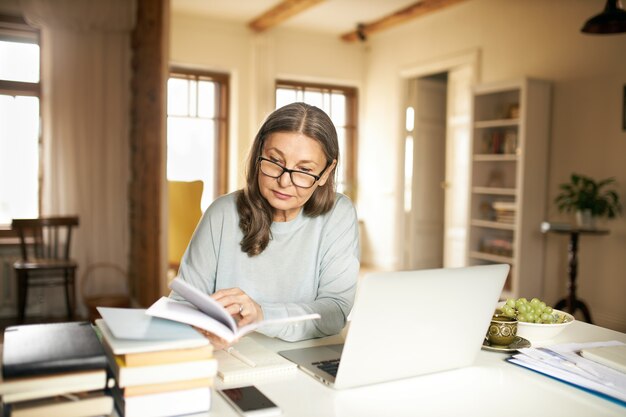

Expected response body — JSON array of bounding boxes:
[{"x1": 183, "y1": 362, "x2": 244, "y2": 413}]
[
  {"x1": 207, "y1": 322, "x2": 626, "y2": 417},
  {"x1": 3, "y1": 322, "x2": 623, "y2": 416}
]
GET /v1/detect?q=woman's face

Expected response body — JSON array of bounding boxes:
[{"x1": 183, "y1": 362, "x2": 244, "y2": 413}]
[{"x1": 258, "y1": 132, "x2": 335, "y2": 222}]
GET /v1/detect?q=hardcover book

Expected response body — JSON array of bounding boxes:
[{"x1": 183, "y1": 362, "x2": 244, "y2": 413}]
[
  {"x1": 105, "y1": 351, "x2": 217, "y2": 388},
  {"x1": 2, "y1": 322, "x2": 108, "y2": 379},
  {"x1": 4, "y1": 390, "x2": 113, "y2": 417},
  {"x1": 112, "y1": 385, "x2": 211, "y2": 417},
  {"x1": 0, "y1": 369, "x2": 109, "y2": 404}
]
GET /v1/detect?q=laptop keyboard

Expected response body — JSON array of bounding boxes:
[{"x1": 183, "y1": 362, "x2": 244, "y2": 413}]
[{"x1": 313, "y1": 358, "x2": 340, "y2": 377}]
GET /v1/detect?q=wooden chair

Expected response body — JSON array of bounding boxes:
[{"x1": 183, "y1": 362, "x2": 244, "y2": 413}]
[{"x1": 11, "y1": 216, "x2": 79, "y2": 322}]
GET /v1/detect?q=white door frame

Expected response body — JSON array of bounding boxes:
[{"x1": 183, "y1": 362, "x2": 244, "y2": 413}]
[{"x1": 396, "y1": 49, "x2": 480, "y2": 270}]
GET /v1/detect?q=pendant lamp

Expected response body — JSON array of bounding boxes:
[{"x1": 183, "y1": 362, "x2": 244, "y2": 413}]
[{"x1": 581, "y1": 0, "x2": 626, "y2": 34}]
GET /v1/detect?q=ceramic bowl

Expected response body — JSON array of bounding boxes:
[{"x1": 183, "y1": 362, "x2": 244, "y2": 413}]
[
  {"x1": 496, "y1": 302, "x2": 575, "y2": 343},
  {"x1": 516, "y1": 310, "x2": 575, "y2": 342}
]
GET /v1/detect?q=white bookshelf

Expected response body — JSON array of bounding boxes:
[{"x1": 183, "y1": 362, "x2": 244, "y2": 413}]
[{"x1": 467, "y1": 78, "x2": 551, "y2": 299}]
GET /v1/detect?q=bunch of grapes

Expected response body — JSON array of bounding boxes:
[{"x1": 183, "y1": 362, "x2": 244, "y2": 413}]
[{"x1": 499, "y1": 297, "x2": 567, "y2": 324}]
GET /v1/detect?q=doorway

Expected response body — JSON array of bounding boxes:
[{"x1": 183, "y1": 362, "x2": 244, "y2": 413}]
[
  {"x1": 399, "y1": 51, "x2": 478, "y2": 270},
  {"x1": 403, "y1": 74, "x2": 447, "y2": 269}
]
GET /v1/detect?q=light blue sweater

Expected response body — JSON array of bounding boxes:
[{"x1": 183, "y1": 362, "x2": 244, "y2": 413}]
[{"x1": 173, "y1": 191, "x2": 360, "y2": 341}]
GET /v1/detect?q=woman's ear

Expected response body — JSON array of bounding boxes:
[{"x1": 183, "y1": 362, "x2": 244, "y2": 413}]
[{"x1": 318, "y1": 159, "x2": 337, "y2": 186}]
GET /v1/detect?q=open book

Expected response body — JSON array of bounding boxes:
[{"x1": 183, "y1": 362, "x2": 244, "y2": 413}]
[{"x1": 145, "y1": 277, "x2": 320, "y2": 343}]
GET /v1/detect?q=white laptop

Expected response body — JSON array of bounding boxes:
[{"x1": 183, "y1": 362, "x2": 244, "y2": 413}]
[{"x1": 278, "y1": 264, "x2": 509, "y2": 389}]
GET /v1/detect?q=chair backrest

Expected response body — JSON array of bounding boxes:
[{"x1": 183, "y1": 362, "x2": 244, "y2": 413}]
[{"x1": 11, "y1": 216, "x2": 80, "y2": 261}]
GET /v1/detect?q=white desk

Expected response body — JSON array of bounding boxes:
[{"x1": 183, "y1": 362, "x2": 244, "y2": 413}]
[{"x1": 209, "y1": 322, "x2": 626, "y2": 417}]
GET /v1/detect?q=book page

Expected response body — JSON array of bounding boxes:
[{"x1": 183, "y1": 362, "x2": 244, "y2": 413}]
[
  {"x1": 235, "y1": 313, "x2": 322, "y2": 339},
  {"x1": 146, "y1": 297, "x2": 236, "y2": 342},
  {"x1": 169, "y1": 278, "x2": 236, "y2": 332}
]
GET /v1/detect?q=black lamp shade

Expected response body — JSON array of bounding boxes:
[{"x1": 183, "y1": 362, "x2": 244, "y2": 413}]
[{"x1": 581, "y1": 0, "x2": 626, "y2": 34}]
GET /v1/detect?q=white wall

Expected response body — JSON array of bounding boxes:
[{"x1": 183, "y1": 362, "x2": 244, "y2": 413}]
[
  {"x1": 360, "y1": 0, "x2": 626, "y2": 331},
  {"x1": 170, "y1": 16, "x2": 255, "y2": 190},
  {"x1": 171, "y1": 0, "x2": 626, "y2": 332},
  {"x1": 170, "y1": 13, "x2": 365, "y2": 191}
]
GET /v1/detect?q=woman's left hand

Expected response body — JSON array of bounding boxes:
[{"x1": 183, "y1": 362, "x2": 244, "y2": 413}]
[{"x1": 211, "y1": 288, "x2": 264, "y2": 327}]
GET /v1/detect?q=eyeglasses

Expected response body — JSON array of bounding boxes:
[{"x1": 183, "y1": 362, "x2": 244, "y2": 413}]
[{"x1": 257, "y1": 156, "x2": 327, "y2": 189}]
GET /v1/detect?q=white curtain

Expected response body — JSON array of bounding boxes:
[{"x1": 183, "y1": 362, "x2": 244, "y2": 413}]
[{"x1": 20, "y1": 0, "x2": 135, "y2": 315}]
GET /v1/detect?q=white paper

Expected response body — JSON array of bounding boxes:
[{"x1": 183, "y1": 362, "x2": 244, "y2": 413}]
[{"x1": 510, "y1": 341, "x2": 626, "y2": 404}]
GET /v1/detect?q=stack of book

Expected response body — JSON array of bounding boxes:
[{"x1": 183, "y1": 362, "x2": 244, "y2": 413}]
[
  {"x1": 95, "y1": 307, "x2": 216, "y2": 417},
  {"x1": 0, "y1": 322, "x2": 113, "y2": 417},
  {"x1": 480, "y1": 236, "x2": 514, "y2": 257},
  {"x1": 492, "y1": 201, "x2": 516, "y2": 224}
]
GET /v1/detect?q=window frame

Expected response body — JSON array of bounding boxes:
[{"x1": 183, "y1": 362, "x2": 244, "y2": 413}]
[
  {"x1": 167, "y1": 66, "x2": 229, "y2": 198},
  {"x1": 275, "y1": 80, "x2": 358, "y2": 200},
  {"x1": 0, "y1": 15, "x2": 41, "y2": 237}
]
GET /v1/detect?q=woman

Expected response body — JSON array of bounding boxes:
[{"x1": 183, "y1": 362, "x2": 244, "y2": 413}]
[{"x1": 173, "y1": 102, "x2": 360, "y2": 344}]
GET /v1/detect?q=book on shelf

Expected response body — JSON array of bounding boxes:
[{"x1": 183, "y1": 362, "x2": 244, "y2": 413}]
[
  {"x1": 2, "y1": 322, "x2": 108, "y2": 379},
  {"x1": 111, "y1": 385, "x2": 211, "y2": 417},
  {"x1": 146, "y1": 277, "x2": 320, "y2": 343},
  {"x1": 214, "y1": 337, "x2": 297, "y2": 383},
  {"x1": 3, "y1": 390, "x2": 113, "y2": 417},
  {"x1": 492, "y1": 201, "x2": 516, "y2": 211}
]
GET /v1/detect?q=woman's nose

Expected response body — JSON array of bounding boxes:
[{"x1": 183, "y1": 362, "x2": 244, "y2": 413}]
[{"x1": 277, "y1": 170, "x2": 293, "y2": 187}]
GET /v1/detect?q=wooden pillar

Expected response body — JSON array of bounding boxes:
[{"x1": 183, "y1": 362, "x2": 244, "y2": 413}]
[{"x1": 129, "y1": 0, "x2": 169, "y2": 306}]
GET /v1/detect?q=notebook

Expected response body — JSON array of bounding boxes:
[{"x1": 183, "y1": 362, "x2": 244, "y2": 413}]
[
  {"x1": 580, "y1": 343, "x2": 626, "y2": 373},
  {"x1": 214, "y1": 337, "x2": 297, "y2": 383},
  {"x1": 278, "y1": 264, "x2": 509, "y2": 389}
]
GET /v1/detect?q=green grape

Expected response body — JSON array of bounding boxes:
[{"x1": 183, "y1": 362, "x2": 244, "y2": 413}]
[
  {"x1": 502, "y1": 305, "x2": 516, "y2": 317},
  {"x1": 502, "y1": 296, "x2": 563, "y2": 324}
]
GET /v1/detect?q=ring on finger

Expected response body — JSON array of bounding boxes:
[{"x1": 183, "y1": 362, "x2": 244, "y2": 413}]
[{"x1": 239, "y1": 304, "x2": 244, "y2": 314}]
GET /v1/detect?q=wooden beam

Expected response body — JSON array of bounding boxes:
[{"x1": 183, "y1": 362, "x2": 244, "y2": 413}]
[
  {"x1": 249, "y1": 0, "x2": 325, "y2": 32},
  {"x1": 340, "y1": 0, "x2": 468, "y2": 42}
]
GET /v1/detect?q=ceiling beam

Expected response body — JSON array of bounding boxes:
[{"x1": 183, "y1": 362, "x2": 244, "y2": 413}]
[
  {"x1": 249, "y1": 0, "x2": 326, "y2": 32},
  {"x1": 340, "y1": 0, "x2": 468, "y2": 42}
]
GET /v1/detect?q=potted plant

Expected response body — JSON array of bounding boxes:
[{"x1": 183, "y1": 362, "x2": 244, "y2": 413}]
[{"x1": 555, "y1": 173, "x2": 622, "y2": 228}]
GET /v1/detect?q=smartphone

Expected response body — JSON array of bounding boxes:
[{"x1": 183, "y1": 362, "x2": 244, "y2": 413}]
[{"x1": 219, "y1": 385, "x2": 282, "y2": 417}]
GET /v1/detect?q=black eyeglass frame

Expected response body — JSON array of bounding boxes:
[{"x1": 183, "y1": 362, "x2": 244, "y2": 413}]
[{"x1": 257, "y1": 156, "x2": 330, "y2": 189}]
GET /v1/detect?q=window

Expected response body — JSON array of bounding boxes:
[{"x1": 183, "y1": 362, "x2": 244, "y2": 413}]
[
  {"x1": 0, "y1": 17, "x2": 40, "y2": 226},
  {"x1": 275, "y1": 80, "x2": 358, "y2": 199},
  {"x1": 167, "y1": 68, "x2": 229, "y2": 211}
]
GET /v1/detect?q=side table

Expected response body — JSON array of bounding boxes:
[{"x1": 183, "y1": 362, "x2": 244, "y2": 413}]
[{"x1": 540, "y1": 222, "x2": 609, "y2": 324}]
